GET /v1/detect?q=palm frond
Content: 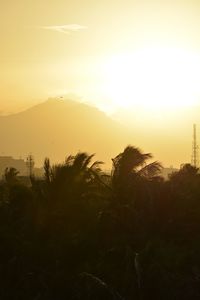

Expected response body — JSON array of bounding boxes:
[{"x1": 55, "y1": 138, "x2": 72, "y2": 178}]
[{"x1": 138, "y1": 161, "x2": 162, "y2": 178}]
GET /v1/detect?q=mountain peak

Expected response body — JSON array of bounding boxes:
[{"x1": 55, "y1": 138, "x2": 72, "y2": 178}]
[{"x1": 0, "y1": 98, "x2": 133, "y2": 167}]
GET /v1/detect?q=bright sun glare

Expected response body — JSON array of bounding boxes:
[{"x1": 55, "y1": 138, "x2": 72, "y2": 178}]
[{"x1": 102, "y1": 47, "x2": 200, "y2": 111}]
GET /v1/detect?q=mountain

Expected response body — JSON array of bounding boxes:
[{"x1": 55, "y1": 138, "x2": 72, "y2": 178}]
[{"x1": 0, "y1": 99, "x2": 137, "y2": 167}]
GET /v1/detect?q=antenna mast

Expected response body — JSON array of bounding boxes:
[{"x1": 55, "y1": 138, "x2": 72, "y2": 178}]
[{"x1": 191, "y1": 124, "x2": 199, "y2": 168}]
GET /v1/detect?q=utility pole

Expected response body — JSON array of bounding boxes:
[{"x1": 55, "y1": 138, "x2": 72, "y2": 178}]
[
  {"x1": 26, "y1": 154, "x2": 35, "y2": 177},
  {"x1": 191, "y1": 124, "x2": 199, "y2": 168}
]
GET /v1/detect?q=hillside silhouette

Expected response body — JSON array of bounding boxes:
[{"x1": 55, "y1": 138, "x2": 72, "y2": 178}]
[{"x1": 0, "y1": 99, "x2": 135, "y2": 166}]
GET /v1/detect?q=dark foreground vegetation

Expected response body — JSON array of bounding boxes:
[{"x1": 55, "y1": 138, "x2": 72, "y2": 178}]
[{"x1": 0, "y1": 145, "x2": 200, "y2": 299}]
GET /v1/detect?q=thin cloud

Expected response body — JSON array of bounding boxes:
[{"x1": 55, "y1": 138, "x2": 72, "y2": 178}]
[{"x1": 39, "y1": 24, "x2": 87, "y2": 34}]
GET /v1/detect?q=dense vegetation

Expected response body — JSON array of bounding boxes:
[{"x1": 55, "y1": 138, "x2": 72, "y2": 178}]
[{"x1": 0, "y1": 145, "x2": 200, "y2": 299}]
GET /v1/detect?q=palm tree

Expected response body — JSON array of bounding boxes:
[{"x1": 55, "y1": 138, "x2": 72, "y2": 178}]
[
  {"x1": 169, "y1": 163, "x2": 199, "y2": 181},
  {"x1": 99, "y1": 146, "x2": 162, "y2": 246},
  {"x1": 66, "y1": 152, "x2": 103, "y2": 185},
  {"x1": 50, "y1": 152, "x2": 103, "y2": 188},
  {"x1": 39, "y1": 153, "x2": 106, "y2": 259},
  {"x1": 42, "y1": 152, "x2": 105, "y2": 205},
  {"x1": 111, "y1": 145, "x2": 162, "y2": 195},
  {"x1": 44, "y1": 157, "x2": 51, "y2": 184}
]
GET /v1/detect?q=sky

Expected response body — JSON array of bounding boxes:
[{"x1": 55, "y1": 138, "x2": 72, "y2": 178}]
[
  {"x1": 1, "y1": 0, "x2": 200, "y2": 111},
  {"x1": 1, "y1": 0, "x2": 200, "y2": 166}
]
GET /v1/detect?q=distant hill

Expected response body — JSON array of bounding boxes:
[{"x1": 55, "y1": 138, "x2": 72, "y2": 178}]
[{"x1": 0, "y1": 99, "x2": 136, "y2": 167}]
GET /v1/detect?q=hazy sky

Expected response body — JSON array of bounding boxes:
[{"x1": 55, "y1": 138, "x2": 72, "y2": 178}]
[{"x1": 1, "y1": 0, "x2": 200, "y2": 113}]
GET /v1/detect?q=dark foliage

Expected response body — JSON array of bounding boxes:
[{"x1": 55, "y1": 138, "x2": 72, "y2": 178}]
[{"x1": 0, "y1": 146, "x2": 199, "y2": 299}]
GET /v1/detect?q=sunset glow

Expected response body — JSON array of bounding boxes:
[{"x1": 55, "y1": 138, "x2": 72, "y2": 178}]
[
  {"x1": 1, "y1": 0, "x2": 200, "y2": 167},
  {"x1": 2, "y1": 2, "x2": 200, "y2": 296},
  {"x1": 102, "y1": 47, "x2": 200, "y2": 110}
]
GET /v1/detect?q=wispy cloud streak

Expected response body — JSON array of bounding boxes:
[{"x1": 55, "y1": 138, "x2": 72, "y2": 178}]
[{"x1": 39, "y1": 24, "x2": 87, "y2": 34}]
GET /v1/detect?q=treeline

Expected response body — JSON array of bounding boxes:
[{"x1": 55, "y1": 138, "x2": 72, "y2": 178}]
[{"x1": 0, "y1": 145, "x2": 200, "y2": 299}]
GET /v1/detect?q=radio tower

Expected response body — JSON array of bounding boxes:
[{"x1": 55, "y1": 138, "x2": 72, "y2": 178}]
[{"x1": 191, "y1": 124, "x2": 199, "y2": 168}]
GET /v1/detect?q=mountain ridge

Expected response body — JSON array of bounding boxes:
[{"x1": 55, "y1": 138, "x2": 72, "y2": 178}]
[{"x1": 0, "y1": 98, "x2": 135, "y2": 167}]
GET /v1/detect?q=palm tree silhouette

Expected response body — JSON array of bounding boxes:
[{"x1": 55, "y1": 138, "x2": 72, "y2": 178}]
[
  {"x1": 42, "y1": 152, "x2": 105, "y2": 207},
  {"x1": 111, "y1": 145, "x2": 162, "y2": 197},
  {"x1": 50, "y1": 152, "x2": 103, "y2": 190}
]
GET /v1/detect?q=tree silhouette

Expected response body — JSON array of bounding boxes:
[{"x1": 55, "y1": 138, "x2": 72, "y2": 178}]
[
  {"x1": 111, "y1": 145, "x2": 162, "y2": 202},
  {"x1": 44, "y1": 157, "x2": 51, "y2": 184},
  {"x1": 0, "y1": 146, "x2": 199, "y2": 299},
  {"x1": 4, "y1": 167, "x2": 19, "y2": 185}
]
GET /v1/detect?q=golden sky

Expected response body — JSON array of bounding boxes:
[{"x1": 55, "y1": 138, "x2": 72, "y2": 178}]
[
  {"x1": 2, "y1": 0, "x2": 200, "y2": 166},
  {"x1": 1, "y1": 0, "x2": 200, "y2": 112}
]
